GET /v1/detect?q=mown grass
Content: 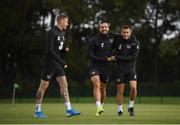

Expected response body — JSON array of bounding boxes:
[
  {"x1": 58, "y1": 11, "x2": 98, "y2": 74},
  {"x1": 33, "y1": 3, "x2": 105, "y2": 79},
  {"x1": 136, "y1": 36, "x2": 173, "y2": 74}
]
[{"x1": 0, "y1": 97, "x2": 180, "y2": 124}]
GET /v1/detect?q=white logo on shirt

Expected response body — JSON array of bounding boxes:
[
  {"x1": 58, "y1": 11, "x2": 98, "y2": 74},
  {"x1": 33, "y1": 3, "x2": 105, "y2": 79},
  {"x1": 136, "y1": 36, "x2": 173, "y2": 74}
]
[
  {"x1": 101, "y1": 43, "x2": 104, "y2": 48},
  {"x1": 57, "y1": 36, "x2": 61, "y2": 41},
  {"x1": 92, "y1": 71, "x2": 96, "y2": 75},
  {"x1": 134, "y1": 74, "x2": 137, "y2": 79},
  {"x1": 118, "y1": 45, "x2": 122, "y2": 50},
  {"x1": 57, "y1": 36, "x2": 65, "y2": 41}
]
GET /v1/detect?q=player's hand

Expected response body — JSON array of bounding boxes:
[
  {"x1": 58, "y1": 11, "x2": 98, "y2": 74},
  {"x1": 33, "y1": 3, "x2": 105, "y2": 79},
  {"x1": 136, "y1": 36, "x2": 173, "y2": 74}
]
[
  {"x1": 107, "y1": 56, "x2": 116, "y2": 62},
  {"x1": 64, "y1": 64, "x2": 68, "y2": 69},
  {"x1": 65, "y1": 47, "x2": 69, "y2": 52}
]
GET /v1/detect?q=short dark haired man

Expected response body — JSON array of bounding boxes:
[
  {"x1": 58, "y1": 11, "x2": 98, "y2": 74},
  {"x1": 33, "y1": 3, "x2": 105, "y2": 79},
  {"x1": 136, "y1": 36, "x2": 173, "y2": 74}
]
[{"x1": 113, "y1": 25, "x2": 140, "y2": 116}]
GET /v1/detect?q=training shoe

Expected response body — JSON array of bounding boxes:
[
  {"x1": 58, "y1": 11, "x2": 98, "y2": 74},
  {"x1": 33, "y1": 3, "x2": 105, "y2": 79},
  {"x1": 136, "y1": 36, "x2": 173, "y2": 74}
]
[
  {"x1": 66, "y1": 109, "x2": 81, "y2": 117},
  {"x1": 96, "y1": 106, "x2": 104, "y2": 116},
  {"x1": 118, "y1": 111, "x2": 123, "y2": 116},
  {"x1": 34, "y1": 111, "x2": 48, "y2": 118},
  {"x1": 128, "y1": 107, "x2": 135, "y2": 116}
]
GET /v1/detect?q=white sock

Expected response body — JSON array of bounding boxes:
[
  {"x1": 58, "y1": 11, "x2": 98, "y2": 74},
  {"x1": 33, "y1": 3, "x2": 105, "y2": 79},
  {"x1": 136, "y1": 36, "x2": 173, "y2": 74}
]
[
  {"x1": 35, "y1": 104, "x2": 41, "y2": 112},
  {"x1": 118, "y1": 105, "x2": 123, "y2": 112},
  {"x1": 96, "y1": 101, "x2": 101, "y2": 107},
  {"x1": 65, "y1": 102, "x2": 72, "y2": 110},
  {"x1": 128, "y1": 100, "x2": 134, "y2": 108}
]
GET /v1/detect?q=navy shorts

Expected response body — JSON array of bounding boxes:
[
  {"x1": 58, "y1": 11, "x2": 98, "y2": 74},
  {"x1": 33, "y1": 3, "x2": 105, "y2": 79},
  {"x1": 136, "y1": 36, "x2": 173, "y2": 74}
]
[
  {"x1": 115, "y1": 72, "x2": 137, "y2": 84},
  {"x1": 41, "y1": 64, "x2": 65, "y2": 81},
  {"x1": 89, "y1": 66, "x2": 110, "y2": 83}
]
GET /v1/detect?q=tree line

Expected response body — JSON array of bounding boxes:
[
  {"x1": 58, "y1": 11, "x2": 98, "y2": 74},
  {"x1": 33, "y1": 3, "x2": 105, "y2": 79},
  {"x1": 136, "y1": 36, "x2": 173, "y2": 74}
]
[{"x1": 0, "y1": 0, "x2": 180, "y2": 97}]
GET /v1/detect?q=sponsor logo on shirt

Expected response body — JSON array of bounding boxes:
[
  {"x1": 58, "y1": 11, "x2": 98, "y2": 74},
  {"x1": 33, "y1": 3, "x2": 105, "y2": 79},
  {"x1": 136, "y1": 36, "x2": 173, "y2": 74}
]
[{"x1": 101, "y1": 43, "x2": 104, "y2": 48}]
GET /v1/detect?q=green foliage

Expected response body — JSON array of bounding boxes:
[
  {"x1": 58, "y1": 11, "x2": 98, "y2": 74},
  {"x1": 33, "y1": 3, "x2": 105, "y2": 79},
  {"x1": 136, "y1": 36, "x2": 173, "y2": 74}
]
[{"x1": 0, "y1": 0, "x2": 180, "y2": 97}]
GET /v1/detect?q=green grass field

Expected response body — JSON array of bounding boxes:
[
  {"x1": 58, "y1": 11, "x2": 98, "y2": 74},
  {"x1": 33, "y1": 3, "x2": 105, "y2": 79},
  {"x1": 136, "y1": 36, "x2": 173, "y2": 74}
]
[{"x1": 0, "y1": 97, "x2": 180, "y2": 124}]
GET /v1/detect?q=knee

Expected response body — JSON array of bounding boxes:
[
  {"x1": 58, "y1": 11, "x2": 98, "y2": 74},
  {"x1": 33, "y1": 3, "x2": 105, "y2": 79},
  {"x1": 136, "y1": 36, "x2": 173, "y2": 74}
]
[
  {"x1": 117, "y1": 90, "x2": 124, "y2": 96},
  {"x1": 130, "y1": 81, "x2": 137, "y2": 91},
  {"x1": 130, "y1": 86, "x2": 137, "y2": 93},
  {"x1": 60, "y1": 82, "x2": 68, "y2": 89},
  {"x1": 94, "y1": 83, "x2": 101, "y2": 89}
]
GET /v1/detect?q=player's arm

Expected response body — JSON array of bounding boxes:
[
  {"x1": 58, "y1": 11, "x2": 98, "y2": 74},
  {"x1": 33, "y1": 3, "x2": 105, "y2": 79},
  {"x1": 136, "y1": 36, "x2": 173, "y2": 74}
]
[
  {"x1": 47, "y1": 30, "x2": 66, "y2": 66},
  {"x1": 87, "y1": 39, "x2": 107, "y2": 62},
  {"x1": 116, "y1": 36, "x2": 140, "y2": 61}
]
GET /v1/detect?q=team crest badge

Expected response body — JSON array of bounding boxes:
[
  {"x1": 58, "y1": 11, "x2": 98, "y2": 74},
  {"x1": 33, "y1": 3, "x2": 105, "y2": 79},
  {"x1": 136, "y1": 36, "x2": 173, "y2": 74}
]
[
  {"x1": 46, "y1": 75, "x2": 51, "y2": 80},
  {"x1": 109, "y1": 38, "x2": 113, "y2": 43},
  {"x1": 126, "y1": 44, "x2": 131, "y2": 49},
  {"x1": 116, "y1": 78, "x2": 121, "y2": 83}
]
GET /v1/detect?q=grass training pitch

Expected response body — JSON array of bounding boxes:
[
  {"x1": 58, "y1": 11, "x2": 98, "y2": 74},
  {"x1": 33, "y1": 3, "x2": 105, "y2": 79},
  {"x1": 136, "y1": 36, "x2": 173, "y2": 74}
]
[{"x1": 0, "y1": 101, "x2": 180, "y2": 124}]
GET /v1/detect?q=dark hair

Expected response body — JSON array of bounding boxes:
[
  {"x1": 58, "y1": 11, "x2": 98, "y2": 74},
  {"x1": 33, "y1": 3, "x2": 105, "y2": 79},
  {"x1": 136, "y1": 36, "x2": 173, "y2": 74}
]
[
  {"x1": 121, "y1": 25, "x2": 132, "y2": 30},
  {"x1": 56, "y1": 14, "x2": 69, "y2": 21},
  {"x1": 99, "y1": 21, "x2": 110, "y2": 28}
]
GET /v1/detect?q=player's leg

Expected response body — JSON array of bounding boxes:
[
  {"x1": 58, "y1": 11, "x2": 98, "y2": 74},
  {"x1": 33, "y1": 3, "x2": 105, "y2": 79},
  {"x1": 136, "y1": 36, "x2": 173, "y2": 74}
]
[
  {"x1": 91, "y1": 75, "x2": 104, "y2": 116},
  {"x1": 89, "y1": 67, "x2": 104, "y2": 116},
  {"x1": 34, "y1": 64, "x2": 54, "y2": 118},
  {"x1": 129, "y1": 80, "x2": 137, "y2": 105},
  {"x1": 34, "y1": 80, "x2": 49, "y2": 118},
  {"x1": 100, "y1": 82, "x2": 106, "y2": 106},
  {"x1": 100, "y1": 69, "x2": 109, "y2": 106},
  {"x1": 116, "y1": 83, "x2": 125, "y2": 116},
  {"x1": 128, "y1": 73, "x2": 137, "y2": 116},
  {"x1": 91, "y1": 75, "x2": 101, "y2": 102},
  {"x1": 128, "y1": 80, "x2": 137, "y2": 116},
  {"x1": 115, "y1": 72, "x2": 125, "y2": 116},
  {"x1": 56, "y1": 66, "x2": 80, "y2": 117}
]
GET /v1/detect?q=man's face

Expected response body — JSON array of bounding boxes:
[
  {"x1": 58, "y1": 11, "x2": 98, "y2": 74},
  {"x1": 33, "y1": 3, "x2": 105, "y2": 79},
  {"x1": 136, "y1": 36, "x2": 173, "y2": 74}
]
[
  {"x1": 58, "y1": 17, "x2": 69, "y2": 30},
  {"x1": 121, "y1": 28, "x2": 132, "y2": 40},
  {"x1": 99, "y1": 23, "x2": 109, "y2": 35}
]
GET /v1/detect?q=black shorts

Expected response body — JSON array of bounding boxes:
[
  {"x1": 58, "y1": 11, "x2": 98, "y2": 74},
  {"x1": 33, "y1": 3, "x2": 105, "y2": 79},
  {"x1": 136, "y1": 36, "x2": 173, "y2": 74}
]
[
  {"x1": 89, "y1": 66, "x2": 110, "y2": 83},
  {"x1": 115, "y1": 72, "x2": 137, "y2": 84},
  {"x1": 41, "y1": 64, "x2": 65, "y2": 81}
]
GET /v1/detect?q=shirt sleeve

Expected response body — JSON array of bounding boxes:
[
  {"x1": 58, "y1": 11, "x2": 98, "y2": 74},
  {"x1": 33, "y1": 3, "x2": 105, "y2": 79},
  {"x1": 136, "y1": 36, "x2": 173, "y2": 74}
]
[
  {"x1": 47, "y1": 30, "x2": 66, "y2": 66},
  {"x1": 87, "y1": 38, "x2": 107, "y2": 62}
]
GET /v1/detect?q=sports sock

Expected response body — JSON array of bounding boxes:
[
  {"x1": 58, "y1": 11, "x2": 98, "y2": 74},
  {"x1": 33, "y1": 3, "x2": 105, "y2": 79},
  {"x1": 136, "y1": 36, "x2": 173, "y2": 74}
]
[
  {"x1": 96, "y1": 101, "x2": 101, "y2": 107},
  {"x1": 35, "y1": 104, "x2": 41, "y2": 112},
  {"x1": 118, "y1": 105, "x2": 123, "y2": 112},
  {"x1": 128, "y1": 100, "x2": 134, "y2": 108},
  {"x1": 65, "y1": 102, "x2": 72, "y2": 110}
]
